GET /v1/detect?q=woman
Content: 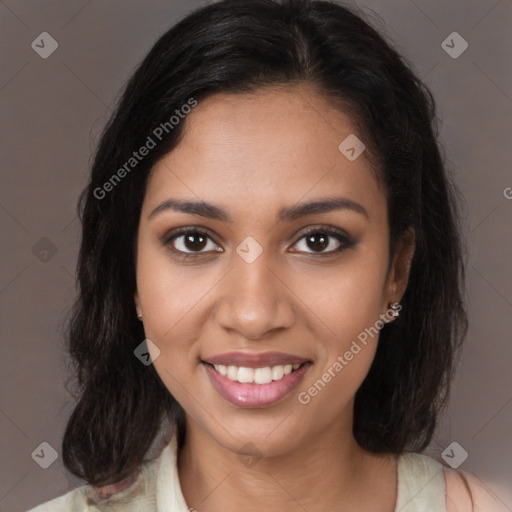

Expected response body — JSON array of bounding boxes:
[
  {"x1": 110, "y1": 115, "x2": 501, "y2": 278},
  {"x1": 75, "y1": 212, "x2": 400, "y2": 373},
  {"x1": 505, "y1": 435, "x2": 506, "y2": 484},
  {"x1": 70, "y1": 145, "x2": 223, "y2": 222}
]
[{"x1": 27, "y1": 0, "x2": 503, "y2": 510}]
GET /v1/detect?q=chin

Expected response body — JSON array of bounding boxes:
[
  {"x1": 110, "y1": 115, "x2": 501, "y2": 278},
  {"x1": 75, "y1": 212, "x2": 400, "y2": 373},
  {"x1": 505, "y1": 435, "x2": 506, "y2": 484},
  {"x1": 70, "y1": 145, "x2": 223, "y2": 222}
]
[{"x1": 207, "y1": 419, "x2": 306, "y2": 460}]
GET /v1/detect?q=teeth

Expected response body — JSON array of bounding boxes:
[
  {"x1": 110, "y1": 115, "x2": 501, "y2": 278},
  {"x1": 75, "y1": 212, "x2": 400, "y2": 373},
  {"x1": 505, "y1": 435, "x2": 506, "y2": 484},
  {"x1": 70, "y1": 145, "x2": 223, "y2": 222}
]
[
  {"x1": 227, "y1": 365, "x2": 238, "y2": 380},
  {"x1": 272, "y1": 365, "x2": 284, "y2": 380},
  {"x1": 237, "y1": 367, "x2": 254, "y2": 383},
  {"x1": 212, "y1": 363, "x2": 304, "y2": 384}
]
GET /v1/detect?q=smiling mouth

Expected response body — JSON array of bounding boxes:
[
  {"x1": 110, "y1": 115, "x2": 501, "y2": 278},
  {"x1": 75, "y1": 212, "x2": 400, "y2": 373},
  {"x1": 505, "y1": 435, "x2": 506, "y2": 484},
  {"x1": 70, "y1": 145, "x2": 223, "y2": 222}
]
[
  {"x1": 202, "y1": 361, "x2": 310, "y2": 385},
  {"x1": 202, "y1": 360, "x2": 312, "y2": 408}
]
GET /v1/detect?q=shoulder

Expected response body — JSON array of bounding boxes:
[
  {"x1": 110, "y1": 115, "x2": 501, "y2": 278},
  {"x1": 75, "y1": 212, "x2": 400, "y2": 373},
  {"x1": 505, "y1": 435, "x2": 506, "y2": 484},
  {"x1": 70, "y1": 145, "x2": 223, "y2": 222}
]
[
  {"x1": 444, "y1": 467, "x2": 473, "y2": 512},
  {"x1": 398, "y1": 452, "x2": 506, "y2": 512},
  {"x1": 444, "y1": 467, "x2": 508, "y2": 512},
  {"x1": 26, "y1": 456, "x2": 161, "y2": 512},
  {"x1": 25, "y1": 484, "x2": 91, "y2": 512},
  {"x1": 396, "y1": 452, "x2": 447, "y2": 510}
]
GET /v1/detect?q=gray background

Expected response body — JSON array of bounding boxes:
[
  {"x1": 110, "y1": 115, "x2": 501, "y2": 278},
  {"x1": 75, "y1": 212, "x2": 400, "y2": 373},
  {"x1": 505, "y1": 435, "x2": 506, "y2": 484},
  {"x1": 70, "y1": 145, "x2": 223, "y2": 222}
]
[{"x1": 0, "y1": 0, "x2": 511, "y2": 511}]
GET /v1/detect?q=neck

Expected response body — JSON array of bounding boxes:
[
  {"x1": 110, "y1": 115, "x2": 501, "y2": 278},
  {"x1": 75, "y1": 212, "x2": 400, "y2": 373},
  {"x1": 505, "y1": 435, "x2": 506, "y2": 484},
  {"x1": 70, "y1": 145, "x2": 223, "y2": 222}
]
[{"x1": 176, "y1": 409, "x2": 397, "y2": 512}]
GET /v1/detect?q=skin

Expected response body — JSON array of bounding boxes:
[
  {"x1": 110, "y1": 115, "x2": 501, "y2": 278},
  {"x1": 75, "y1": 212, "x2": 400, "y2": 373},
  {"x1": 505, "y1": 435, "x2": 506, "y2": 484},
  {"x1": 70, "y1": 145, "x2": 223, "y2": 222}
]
[{"x1": 134, "y1": 84, "x2": 415, "y2": 512}]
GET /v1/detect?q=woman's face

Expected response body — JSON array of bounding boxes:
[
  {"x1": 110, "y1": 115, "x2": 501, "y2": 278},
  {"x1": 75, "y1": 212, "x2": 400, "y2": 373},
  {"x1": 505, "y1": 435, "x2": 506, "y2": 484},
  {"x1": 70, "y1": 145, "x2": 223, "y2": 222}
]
[{"x1": 134, "y1": 85, "x2": 413, "y2": 457}]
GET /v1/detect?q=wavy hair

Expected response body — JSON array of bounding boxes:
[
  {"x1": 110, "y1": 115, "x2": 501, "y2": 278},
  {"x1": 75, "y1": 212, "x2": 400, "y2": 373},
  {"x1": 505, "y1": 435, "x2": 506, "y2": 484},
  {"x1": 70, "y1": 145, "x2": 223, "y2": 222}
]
[{"x1": 62, "y1": 0, "x2": 468, "y2": 486}]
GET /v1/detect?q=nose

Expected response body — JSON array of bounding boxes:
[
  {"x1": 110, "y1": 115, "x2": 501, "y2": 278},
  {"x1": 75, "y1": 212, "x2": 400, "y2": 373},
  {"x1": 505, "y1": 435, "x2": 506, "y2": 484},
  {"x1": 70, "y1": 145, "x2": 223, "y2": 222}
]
[{"x1": 213, "y1": 248, "x2": 296, "y2": 340}]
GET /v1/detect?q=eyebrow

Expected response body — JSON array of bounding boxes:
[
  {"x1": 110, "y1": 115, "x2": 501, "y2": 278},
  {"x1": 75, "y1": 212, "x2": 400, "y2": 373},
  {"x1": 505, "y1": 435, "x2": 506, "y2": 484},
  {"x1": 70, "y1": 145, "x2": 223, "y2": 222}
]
[{"x1": 148, "y1": 196, "x2": 369, "y2": 222}]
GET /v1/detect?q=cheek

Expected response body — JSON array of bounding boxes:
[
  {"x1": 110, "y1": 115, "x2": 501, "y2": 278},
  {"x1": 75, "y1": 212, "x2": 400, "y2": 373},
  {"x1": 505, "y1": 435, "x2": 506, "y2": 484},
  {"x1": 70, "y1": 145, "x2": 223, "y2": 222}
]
[
  {"x1": 136, "y1": 244, "x2": 213, "y2": 341},
  {"x1": 292, "y1": 255, "x2": 387, "y2": 342},
  {"x1": 135, "y1": 245, "x2": 210, "y2": 389},
  {"x1": 290, "y1": 251, "x2": 386, "y2": 396},
  {"x1": 296, "y1": 270, "x2": 383, "y2": 414}
]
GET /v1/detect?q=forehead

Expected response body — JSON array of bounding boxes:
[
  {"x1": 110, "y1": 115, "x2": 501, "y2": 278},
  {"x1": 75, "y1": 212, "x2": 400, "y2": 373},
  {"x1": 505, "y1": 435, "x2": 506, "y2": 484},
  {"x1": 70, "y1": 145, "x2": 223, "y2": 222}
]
[{"x1": 143, "y1": 86, "x2": 385, "y2": 221}]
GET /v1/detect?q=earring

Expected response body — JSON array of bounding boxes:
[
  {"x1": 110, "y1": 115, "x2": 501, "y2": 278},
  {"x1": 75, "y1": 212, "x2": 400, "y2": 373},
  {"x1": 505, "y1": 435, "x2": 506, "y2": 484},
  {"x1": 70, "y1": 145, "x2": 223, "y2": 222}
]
[
  {"x1": 137, "y1": 314, "x2": 143, "y2": 321},
  {"x1": 388, "y1": 302, "x2": 401, "y2": 318}
]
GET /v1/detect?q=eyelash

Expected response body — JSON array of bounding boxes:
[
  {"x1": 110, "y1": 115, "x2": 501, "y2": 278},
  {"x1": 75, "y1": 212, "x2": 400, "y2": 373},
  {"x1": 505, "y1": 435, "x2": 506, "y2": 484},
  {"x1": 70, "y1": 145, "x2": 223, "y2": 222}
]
[{"x1": 161, "y1": 226, "x2": 354, "y2": 260}]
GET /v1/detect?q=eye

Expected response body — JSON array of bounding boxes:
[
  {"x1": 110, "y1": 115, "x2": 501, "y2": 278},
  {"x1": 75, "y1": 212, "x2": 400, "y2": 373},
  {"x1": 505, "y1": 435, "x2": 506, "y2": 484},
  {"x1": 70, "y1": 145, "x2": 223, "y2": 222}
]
[
  {"x1": 291, "y1": 227, "x2": 354, "y2": 255},
  {"x1": 163, "y1": 227, "x2": 221, "y2": 256},
  {"x1": 162, "y1": 225, "x2": 354, "y2": 260}
]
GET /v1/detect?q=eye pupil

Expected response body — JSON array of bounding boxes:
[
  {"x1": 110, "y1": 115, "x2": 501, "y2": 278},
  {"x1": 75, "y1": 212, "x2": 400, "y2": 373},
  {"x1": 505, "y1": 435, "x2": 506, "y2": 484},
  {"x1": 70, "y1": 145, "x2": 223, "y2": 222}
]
[
  {"x1": 307, "y1": 233, "x2": 328, "y2": 252},
  {"x1": 185, "y1": 233, "x2": 207, "y2": 251}
]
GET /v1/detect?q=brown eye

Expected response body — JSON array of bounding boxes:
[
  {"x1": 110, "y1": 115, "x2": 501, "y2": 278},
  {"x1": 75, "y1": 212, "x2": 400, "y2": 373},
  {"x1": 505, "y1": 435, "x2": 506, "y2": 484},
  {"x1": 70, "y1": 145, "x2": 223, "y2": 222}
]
[
  {"x1": 164, "y1": 228, "x2": 221, "y2": 255},
  {"x1": 182, "y1": 232, "x2": 208, "y2": 251},
  {"x1": 305, "y1": 232, "x2": 329, "y2": 252},
  {"x1": 291, "y1": 227, "x2": 354, "y2": 255}
]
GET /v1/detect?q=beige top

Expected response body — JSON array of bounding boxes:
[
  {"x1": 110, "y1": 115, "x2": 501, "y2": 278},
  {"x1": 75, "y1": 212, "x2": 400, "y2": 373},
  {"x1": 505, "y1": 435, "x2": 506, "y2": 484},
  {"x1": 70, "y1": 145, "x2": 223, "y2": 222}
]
[{"x1": 27, "y1": 435, "x2": 449, "y2": 512}]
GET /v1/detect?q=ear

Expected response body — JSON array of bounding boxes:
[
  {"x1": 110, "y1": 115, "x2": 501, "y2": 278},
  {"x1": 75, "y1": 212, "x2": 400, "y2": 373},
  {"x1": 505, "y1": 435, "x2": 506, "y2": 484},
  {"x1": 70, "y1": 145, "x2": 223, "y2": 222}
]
[{"x1": 384, "y1": 228, "x2": 415, "y2": 306}]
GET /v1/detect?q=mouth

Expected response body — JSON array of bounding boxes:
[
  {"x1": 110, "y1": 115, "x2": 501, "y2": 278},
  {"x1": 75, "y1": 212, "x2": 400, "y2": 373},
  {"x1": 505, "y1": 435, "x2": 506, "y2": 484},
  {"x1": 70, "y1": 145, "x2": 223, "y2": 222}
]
[
  {"x1": 201, "y1": 356, "x2": 312, "y2": 408},
  {"x1": 203, "y1": 361, "x2": 309, "y2": 384}
]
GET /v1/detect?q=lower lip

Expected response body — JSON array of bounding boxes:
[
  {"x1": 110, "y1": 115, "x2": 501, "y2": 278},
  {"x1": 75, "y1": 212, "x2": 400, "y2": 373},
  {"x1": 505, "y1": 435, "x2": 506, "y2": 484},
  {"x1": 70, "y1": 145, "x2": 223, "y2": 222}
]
[{"x1": 203, "y1": 362, "x2": 311, "y2": 408}]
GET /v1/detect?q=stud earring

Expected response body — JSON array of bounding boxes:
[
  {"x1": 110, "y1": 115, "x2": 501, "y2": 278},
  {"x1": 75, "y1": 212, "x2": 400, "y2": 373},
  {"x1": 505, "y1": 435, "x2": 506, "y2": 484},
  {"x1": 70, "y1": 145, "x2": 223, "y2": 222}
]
[
  {"x1": 137, "y1": 314, "x2": 143, "y2": 321},
  {"x1": 388, "y1": 302, "x2": 401, "y2": 318}
]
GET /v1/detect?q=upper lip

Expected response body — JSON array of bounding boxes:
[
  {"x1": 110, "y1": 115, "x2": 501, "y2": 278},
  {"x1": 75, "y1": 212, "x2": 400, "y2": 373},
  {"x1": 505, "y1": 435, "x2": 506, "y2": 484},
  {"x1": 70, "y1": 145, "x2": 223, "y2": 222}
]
[{"x1": 202, "y1": 351, "x2": 311, "y2": 368}]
